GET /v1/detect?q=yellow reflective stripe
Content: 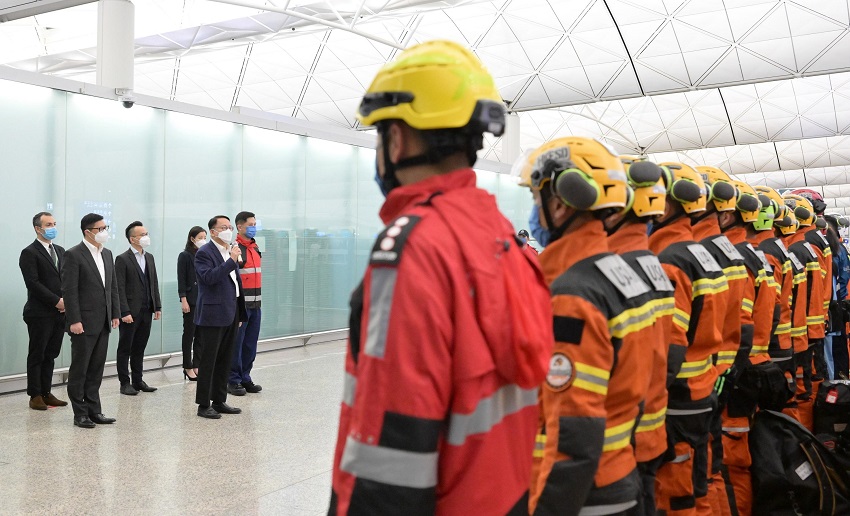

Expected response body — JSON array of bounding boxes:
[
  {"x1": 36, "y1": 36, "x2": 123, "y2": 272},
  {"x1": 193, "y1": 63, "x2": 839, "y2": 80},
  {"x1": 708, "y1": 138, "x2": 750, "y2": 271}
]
[
  {"x1": 791, "y1": 326, "x2": 808, "y2": 337},
  {"x1": 656, "y1": 298, "x2": 675, "y2": 316},
  {"x1": 608, "y1": 298, "x2": 669, "y2": 339},
  {"x1": 822, "y1": 270, "x2": 828, "y2": 279},
  {"x1": 673, "y1": 308, "x2": 690, "y2": 330},
  {"x1": 742, "y1": 298, "x2": 754, "y2": 314},
  {"x1": 533, "y1": 433, "x2": 546, "y2": 458},
  {"x1": 806, "y1": 263, "x2": 820, "y2": 272},
  {"x1": 692, "y1": 276, "x2": 729, "y2": 298},
  {"x1": 636, "y1": 407, "x2": 667, "y2": 433},
  {"x1": 723, "y1": 265, "x2": 748, "y2": 281},
  {"x1": 807, "y1": 315, "x2": 825, "y2": 325},
  {"x1": 573, "y1": 363, "x2": 610, "y2": 395},
  {"x1": 824, "y1": 248, "x2": 832, "y2": 257},
  {"x1": 715, "y1": 350, "x2": 737, "y2": 366},
  {"x1": 751, "y1": 344, "x2": 770, "y2": 354},
  {"x1": 775, "y1": 322, "x2": 792, "y2": 334},
  {"x1": 794, "y1": 272, "x2": 807, "y2": 284},
  {"x1": 677, "y1": 357, "x2": 713, "y2": 378},
  {"x1": 824, "y1": 301, "x2": 831, "y2": 310},
  {"x1": 765, "y1": 276, "x2": 778, "y2": 288},
  {"x1": 603, "y1": 419, "x2": 637, "y2": 452},
  {"x1": 782, "y1": 261, "x2": 791, "y2": 273}
]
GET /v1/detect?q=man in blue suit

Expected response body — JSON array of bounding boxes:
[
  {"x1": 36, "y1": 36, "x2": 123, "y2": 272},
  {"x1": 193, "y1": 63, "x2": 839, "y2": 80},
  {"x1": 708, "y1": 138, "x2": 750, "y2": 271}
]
[{"x1": 194, "y1": 215, "x2": 247, "y2": 419}]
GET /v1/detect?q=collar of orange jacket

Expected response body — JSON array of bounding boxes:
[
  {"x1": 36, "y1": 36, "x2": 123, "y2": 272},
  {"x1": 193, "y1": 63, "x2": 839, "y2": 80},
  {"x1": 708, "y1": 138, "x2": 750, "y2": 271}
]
[
  {"x1": 724, "y1": 226, "x2": 747, "y2": 245},
  {"x1": 538, "y1": 219, "x2": 608, "y2": 285},
  {"x1": 692, "y1": 213, "x2": 721, "y2": 241},
  {"x1": 607, "y1": 222, "x2": 649, "y2": 254},
  {"x1": 648, "y1": 216, "x2": 693, "y2": 255}
]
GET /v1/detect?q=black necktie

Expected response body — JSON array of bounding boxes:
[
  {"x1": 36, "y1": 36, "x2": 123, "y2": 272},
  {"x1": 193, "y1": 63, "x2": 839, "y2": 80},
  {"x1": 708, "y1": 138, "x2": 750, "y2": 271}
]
[{"x1": 49, "y1": 244, "x2": 58, "y2": 268}]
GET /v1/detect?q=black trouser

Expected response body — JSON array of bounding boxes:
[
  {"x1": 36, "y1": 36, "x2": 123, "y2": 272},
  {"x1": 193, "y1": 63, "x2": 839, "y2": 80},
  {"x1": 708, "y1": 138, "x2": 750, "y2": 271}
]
[
  {"x1": 811, "y1": 338, "x2": 828, "y2": 381},
  {"x1": 181, "y1": 309, "x2": 200, "y2": 369},
  {"x1": 67, "y1": 322, "x2": 110, "y2": 417},
  {"x1": 24, "y1": 314, "x2": 65, "y2": 397},
  {"x1": 636, "y1": 453, "x2": 664, "y2": 516},
  {"x1": 116, "y1": 310, "x2": 153, "y2": 386},
  {"x1": 833, "y1": 331, "x2": 849, "y2": 379},
  {"x1": 796, "y1": 348, "x2": 815, "y2": 400},
  {"x1": 195, "y1": 314, "x2": 239, "y2": 407}
]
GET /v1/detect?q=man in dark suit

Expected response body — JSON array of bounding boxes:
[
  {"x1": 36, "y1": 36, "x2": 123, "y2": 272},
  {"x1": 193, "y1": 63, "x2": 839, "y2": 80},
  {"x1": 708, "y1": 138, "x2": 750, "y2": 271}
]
[
  {"x1": 19, "y1": 212, "x2": 68, "y2": 411},
  {"x1": 115, "y1": 221, "x2": 162, "y2": 395},
  {"x1": 194, "y1": 215, "x2": 247, "y2": 419},
  {"x1": 62, "y1": 213, "x2": 121, "y2": 429}
]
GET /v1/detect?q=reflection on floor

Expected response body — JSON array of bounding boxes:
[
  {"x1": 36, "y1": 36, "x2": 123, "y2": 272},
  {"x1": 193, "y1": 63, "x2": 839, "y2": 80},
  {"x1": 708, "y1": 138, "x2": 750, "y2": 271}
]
[{"x1": 0, "y1": 340, "x2": 347, "y2": 516}]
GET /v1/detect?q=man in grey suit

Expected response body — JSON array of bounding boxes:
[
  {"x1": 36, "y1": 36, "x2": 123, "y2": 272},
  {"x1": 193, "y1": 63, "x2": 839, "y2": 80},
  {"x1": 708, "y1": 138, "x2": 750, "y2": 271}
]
[
  {"x1": 62, "y1": 213, "x2": 120, "y2": 429},
  {"x1": 115, "y1": 221, "x2": 162, "y2": 395}
]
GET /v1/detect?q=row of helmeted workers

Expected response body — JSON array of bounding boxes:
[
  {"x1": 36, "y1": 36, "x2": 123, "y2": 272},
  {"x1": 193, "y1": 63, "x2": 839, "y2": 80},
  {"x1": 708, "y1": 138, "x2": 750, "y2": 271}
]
[{"x1": 325, "y1": 39, "x2": 843, "y2": 516}]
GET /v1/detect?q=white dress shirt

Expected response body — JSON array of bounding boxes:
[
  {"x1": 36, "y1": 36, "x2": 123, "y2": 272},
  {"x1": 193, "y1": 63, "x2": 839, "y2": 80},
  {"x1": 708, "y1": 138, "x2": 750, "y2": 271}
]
[
  {"x1": 132, "y1": 248, "x2": 146, "y2": 273},
  {"x1": 83, "y1": 239, "x2": 106, "y2": 286},
  {"x1": 214, "y1": 240, "x2": 240, "y2": 297}
]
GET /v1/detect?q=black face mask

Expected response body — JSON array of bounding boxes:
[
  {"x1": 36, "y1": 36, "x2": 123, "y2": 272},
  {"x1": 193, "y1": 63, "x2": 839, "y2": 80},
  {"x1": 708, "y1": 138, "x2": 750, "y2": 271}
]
[{"x1": 374, "y1": 127, "x2": 401, "y2": 198}]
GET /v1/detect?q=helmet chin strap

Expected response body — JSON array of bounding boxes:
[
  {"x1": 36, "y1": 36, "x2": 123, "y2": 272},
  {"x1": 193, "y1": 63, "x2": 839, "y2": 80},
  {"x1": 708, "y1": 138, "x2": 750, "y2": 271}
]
[
  {"x1": 649, "y1": 209, "x2": 685, "y2": 235},
  {"x1": 540, "y1": 188, "x2": 581, "y2": 242},
  {"x1": 377, "y1": 125, "x2": 403, "y2": 195}
]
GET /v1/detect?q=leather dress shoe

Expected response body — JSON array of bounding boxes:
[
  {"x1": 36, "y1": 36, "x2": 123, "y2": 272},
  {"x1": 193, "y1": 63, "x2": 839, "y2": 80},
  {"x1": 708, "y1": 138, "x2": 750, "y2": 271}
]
[
  {"x1": 227, "y1": 383, "x2": 246, "y2": 396},
  {"x1": 197, "y1": 406, "x2": 221, "y2": 419},
  {"x1": 43, "y1": 392, "x2": 68, "y2": 407},
  {"x1": 120, "y1": 383, "x2": 138, "y2": 396},
  {"x1": 29, "y1": 395, "x2": 48, "y2": 411},
  {"x1": 90, "y1": 413, "x2": 116, "y2": 424},
  {"x1": 132, "y1": 381, "x2": 157, "y2": 392},
  {"x1": 211, "y1": 402, "x2": 241, "y2": 414},
  {"x1": 243, "y1": 381, "x2": 262, "y2": 393},
  {"x1": 73, "y1": 416, "x2": 95, "y2": 428}
]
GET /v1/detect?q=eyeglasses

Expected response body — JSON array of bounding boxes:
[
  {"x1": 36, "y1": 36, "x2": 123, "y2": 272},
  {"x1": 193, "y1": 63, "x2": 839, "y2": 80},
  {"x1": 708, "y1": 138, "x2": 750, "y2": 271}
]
[
  {"x1": 87, "y1": 226, "x2": 109, "y2": 233},
  {"x1": 215, "y1": 225, "x2": 234, "y2": 231}
]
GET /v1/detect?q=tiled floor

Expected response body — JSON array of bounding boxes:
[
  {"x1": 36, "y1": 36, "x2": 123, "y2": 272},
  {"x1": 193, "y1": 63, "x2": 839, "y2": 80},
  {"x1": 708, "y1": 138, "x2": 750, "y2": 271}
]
[{"x1": 0, "y1": 340, "x2": 347, "y2": 515}]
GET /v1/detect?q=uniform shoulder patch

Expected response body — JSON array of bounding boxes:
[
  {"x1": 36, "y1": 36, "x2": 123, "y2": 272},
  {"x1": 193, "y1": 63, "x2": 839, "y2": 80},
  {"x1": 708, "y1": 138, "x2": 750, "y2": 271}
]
[
  {"x1": 635, "y1": 255, "x2": 674, "y2": 292},
  {"x1": 711, "y1": 236, "x2": 744, "y2": 262},
  {"x1": 754, "y1": 250, "x2": 773, "y2": 274},
  {"x1": 789, "y1": 252, "x2": 804, "y2": 271},
  {"x1": 370, "y1": 215, "x2": 422, "y2": 266},
  {"x1": 687, "y1": 244, "x2": 723, "y2": 273},
  {"x1": 802, "y1": 242, "x2": 818, "y2": 260},
  {"x1": 545, "y1": 352, "x2": 574, "y2": 392},
  {"x1": 775, "y1": 239, "x2": 792, "y2": 259},
  {"x1": 595, "y1": 254, "x2": 651, "y2": 299}
]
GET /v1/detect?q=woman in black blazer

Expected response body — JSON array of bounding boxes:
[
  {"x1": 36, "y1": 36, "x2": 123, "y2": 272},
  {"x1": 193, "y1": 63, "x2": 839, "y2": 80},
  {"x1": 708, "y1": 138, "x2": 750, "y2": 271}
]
[{"x1": 178, "y1": 226, "x2": 207, "y2": 380}]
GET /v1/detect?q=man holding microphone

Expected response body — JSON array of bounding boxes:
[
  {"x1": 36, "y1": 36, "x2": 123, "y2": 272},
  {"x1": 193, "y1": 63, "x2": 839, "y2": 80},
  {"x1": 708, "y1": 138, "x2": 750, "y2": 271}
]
[{"x1": 193, "y1": 215, "x2": 247, "y2": 419}]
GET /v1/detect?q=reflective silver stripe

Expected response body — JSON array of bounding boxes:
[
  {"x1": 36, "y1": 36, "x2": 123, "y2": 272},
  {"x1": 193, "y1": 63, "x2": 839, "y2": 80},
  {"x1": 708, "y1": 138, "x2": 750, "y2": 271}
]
[
  {"x1": 722, "y1": 426, "x2": 750, "y2": 432},
  {"x1": 636, "y1": 410, "x2": 666, "y2": 429},
  {"x1": 340, "y1": 436, "x2": 438, "y2": 489},
  {"x1": 578, "y1": 501, "x2": 639, "y2": 516},
  {"x1": 365, "y1": 268, "x2": 397, "y2": 359},
  {"x1": 575, "y1": 370, "x2": 609, "y2": 389},
  {"x1": 671, "y1": 452, "x2": 691, "y2": 464},
  {"x1": 772, "y1": 356, "x2": 794, "y2": 362},
  {"x1": 244, "y1": 295, "x2": 262, "y2": 302},
  {"x1": 667, "y1": 407, "x2": 713, "y2": 416},
  {"x1": 342, "y1": 373, "x2": 357, "y2": 407},
  {"x1": 239, "y1": 267, "x2": 261, "y2": 274},
  {"x1": 447, "y1": 384, "x2": 538, "y2": 446}
]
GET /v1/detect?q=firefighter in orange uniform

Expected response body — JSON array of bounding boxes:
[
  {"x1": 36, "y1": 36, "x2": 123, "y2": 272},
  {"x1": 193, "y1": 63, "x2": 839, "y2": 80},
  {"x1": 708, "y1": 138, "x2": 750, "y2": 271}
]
[
  {"x1": 718, "y1": 180, "x2": 785, "y2": 515},
  {"x1": 783, "y1": 195, "x2": 821, "y2": 430},
  {"x1": 648, "y1": 163, "x2": 728, "y2": 515},
  {"x1": 607, "y1": 158, "x2": 675, "y2": 516},
  {"x1": 329, "y1": 40, "x2": 554, "y2": 515},
  {"x1": 523, "y1": 137, "x2": 661, "y2": 516}
]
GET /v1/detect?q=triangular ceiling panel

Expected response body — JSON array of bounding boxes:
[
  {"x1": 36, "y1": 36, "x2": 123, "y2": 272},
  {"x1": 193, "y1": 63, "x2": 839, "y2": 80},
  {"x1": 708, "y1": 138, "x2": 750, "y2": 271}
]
[
  {"x1": 513, "y1": 76, "x2": 550, "y2": 109},
  {"x1": 701, "y1": 49, "x2": 744, "y2": 86},
  {"x1": 682, "y1": 47, "x2": 732, "y2": 84},
  {"x1": 726, "y1": 2, "x2": 780, "y2": 42},
  {"x1": 519, "y1": 35, "x2": 564, "y2": 69},
  {"x1": 737, "y1": 48, "x2": 793, "y2": 81},
  {"x1": 807, "y1": 32, "x2": 850, "y2": 73}
]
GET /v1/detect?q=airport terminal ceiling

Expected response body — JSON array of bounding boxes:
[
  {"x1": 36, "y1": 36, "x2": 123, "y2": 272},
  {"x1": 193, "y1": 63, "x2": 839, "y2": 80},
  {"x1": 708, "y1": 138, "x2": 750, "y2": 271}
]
[{"x1": 1, "y1": 0, "x2": 850, "y2": 210}]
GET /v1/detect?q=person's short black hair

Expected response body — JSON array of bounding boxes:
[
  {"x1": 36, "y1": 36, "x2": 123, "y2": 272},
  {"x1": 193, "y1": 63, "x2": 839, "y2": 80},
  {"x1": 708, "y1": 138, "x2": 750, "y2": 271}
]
[
  {"x1": 33, "y1": 212, "x2": 52, "y2": 227},
  {"x1": 80, "y1": 213, "x2": 104, "y2": 234},
  {"x1": 235, "y1": 211, "x2": 255, "y2": 226},
  {"x1": 125, "y1": 221, "x2": 143, "y2": 241},
  {"x1": 208, "y1": 215, "x2": 230, "y2": 230},
  {"x1": 517, "y1": 229, "x2": 529, "y2": 237}
]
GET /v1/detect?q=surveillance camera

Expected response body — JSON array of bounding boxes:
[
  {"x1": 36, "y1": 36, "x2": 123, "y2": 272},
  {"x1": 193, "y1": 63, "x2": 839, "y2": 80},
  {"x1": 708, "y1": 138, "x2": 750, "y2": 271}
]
[{"x1": 115, "y1": 88, "x2": 136, "y2": 109}]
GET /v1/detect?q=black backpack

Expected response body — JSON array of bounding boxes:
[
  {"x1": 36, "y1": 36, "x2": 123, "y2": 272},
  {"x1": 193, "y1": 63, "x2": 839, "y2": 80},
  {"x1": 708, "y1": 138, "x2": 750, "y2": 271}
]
[
  {"x1": 814, "y1": 381, "x2": 850, "y2": 435},
  {"x1": 750, "y1": 410, "x2": 850, "y2": 515}
]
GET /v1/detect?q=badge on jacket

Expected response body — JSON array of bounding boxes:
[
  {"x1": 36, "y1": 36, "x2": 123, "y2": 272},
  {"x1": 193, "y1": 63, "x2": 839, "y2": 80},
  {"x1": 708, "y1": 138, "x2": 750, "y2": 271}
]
[
  {"x1": 546, "y1": 353, "x2": 574, "y2": 392},
  {"x1": 370, "y1": 215, "x2": 422, "y2": 266}
]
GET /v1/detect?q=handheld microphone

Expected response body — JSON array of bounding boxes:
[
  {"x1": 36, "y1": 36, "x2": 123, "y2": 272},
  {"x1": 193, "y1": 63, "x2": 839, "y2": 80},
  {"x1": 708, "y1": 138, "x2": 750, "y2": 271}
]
[{"x1": 232, "y1": 242, "x2": 243, "y2": 263}]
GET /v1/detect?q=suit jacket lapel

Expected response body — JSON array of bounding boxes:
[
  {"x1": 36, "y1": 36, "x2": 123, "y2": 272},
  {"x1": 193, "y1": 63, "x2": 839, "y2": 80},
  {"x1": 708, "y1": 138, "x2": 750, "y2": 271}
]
[
  {"x1": 33, "y1": 240, "x2": 59, "y2": 272},
  {"x1": 79, "y1": 243, "x2": 105, "y2": 288}
]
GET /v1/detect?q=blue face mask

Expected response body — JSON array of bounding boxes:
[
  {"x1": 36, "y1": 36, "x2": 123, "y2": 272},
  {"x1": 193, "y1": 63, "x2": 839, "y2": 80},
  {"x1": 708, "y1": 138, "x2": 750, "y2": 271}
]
[
  {"x1": 245, "y1": 226, "x2": 257, "y2": 239},
  {"x1": 528, "y1": 208, "x2": 550, "y2": 248},
  {"x1": 519, "y1": 237, "x2": 528, "y2": 245},
  {"x1": 43, "y1": 227, "x2": 58, "y2": 240}
]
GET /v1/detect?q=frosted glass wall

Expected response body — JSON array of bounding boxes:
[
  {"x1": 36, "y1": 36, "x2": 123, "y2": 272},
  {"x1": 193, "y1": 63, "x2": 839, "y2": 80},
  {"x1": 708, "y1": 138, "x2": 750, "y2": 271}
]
[{"x1": 0, "y1": 79, "x2": 534, "y2": 377}]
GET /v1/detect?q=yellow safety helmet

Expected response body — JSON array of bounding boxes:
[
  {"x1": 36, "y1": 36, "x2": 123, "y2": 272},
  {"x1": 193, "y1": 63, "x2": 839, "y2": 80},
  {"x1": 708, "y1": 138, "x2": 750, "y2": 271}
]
[
  {"x1": 528, "y1": 137, "x2": 628, "y2": 211},
  {"x1": 783, "y1": 194, "x2": 815, "y2": 226},
  {"x1": 752, "y1": 185, "x2": 787, "y2": 231},
  {"x1": 514, "y1": 150, "x2": 535, "y2": 188},
  {"x1": 778, "y1": 208, "x2": 799, "y2": 236},
  {"x1": 697, "y1": 166, "x2": 737, "y2": 212},
  {"x1": 357, "y1": 40, "x2": 505, "y2": 135},
  {"x1": 621, "y1": 157, "x2": 666, "y2": 218},
  {"x1": 659, "y1": 162, "x2": 708, "y2": 214},
  {"x1": 730, "y1": 180, "x2": 762, "y2": 223}
]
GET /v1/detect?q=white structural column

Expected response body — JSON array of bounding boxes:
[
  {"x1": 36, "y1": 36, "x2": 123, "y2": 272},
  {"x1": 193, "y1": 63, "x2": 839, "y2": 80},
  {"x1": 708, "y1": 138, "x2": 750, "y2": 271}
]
[
  {"x1": 502, "y1": 113, "x2": 520, "y2": 164},
  {"x1": 96, "y1": 0, "x2": 134, "y2": 90}
]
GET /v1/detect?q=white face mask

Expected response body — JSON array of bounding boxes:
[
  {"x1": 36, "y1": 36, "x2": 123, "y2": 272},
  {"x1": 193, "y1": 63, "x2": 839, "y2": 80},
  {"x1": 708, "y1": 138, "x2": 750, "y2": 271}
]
[
  {"x1": 138, "y1": 235, "x2": 151, "y2": 248},
  {"x1": 94, "y1": 230, "x2": 109, "y2": 244},
  {"x1": 194, "y1": 238, "x2": 207, "y2": 249},
  {"x1": 217, "y1": 229, "x2": 233, "y2": 244}
]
